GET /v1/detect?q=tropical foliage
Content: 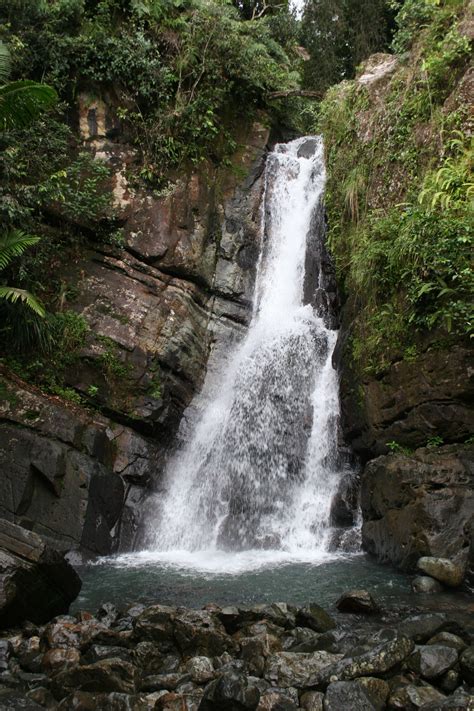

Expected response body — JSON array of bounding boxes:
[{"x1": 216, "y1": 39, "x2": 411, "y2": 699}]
[{"x1": 318, "y1": 0, "x2": 472, "y2": 374}]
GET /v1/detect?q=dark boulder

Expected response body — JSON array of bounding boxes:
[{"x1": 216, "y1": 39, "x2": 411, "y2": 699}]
[
  {"x1": 200, "y1": 671, "x2": 260, "y2": 710},
  {"x1": 459, "y1": 645, "x2": 474, "y2": 685},
  {"x1": 50, "y1": 659, "x2": 138, "y2": 698},
  {"x1": 0, "y1": 519, "x2": 81, "y2": 627},
  {"x1": 323, "y1": 681, "x2": 376, "y2": 710},
  {"x1": 335, "y1": 590, "x2": 380, "y2": 614},
  {"x1": 295, "y1": 605, "x2": 336, "y2": 633}
]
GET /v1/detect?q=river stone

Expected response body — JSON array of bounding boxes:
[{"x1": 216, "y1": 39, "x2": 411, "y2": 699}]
[
  {"x1": 199, "y1": 671, "x2": 260, "y2": 710},
  {"x1": 0, "y1": 689, "x2": 44, "y2": 710},
  {"x1": 0, "y1": 519, "x2": 81, "y2": 627},
  {"x1": 412, "y1": 576, "x2": 444, "y2": 593},
  {"x1": 417, "y1": 557, "x2": 465, "y2": 587},
  {"x1": 356, "y1": 677, "x2": 390, "y2": 709},
  {"x1": 264, "y1": 651, "x2": 342, "y2": 688},
  {"x1": 323, "y1": 681, "x2": 376, "y2": 710},
  {"x1": 335, "y1": 590, "x2": 380, "y2": 614},
  {"x1": 174, "y1": 609, "x2": 234, "y2": 657},
  {"x1": 185, "y1": 656, "x2": 215, "y2": 684},
  {"x1": 421, "y1": 691, "x2": 474, "y2": 709},
  {"x1": 438, "y1": 668, "x2": 461, "y2": 693},
  {"x1": 155, "y1": 690, "x2": 204, "y2": 710},
  {"x1": 0, "y1": 640, "x2": 10, "y2": 672},
  {"x1": 300, "y1": 691, "x2": 324, "y2": 710},
  {"x1": 82, "y1": 644, "x2": 133, "y2": 665},
  {"x1": 256, "y1": 690, "x2": 298, "y2": 710},
  {"x1": 397, "y1": 614, "x2": 454, "y2": 643},
  {"x1": 459, "y1": 645, "x2": 474, "y2": 685},
  {"x1": 427, "y1": 632, "x2": 467, "y2": 651},
  {"x1": 133, "y1": 605, "x2": 175, "y2": 643},
  {"x1": 295, "y1": 605, "x2": 336, "y2": 633},
  {"x1": 309, "y1": 634, "x2": 414, "y2": 686},
  {"x1": 50, "y1": 658, "x2": 138, "y2": 697},
  {"x1": 408, "y1": 645, "x2": 458, "y2": 679},
  {"x1": 388, "y1": 683, "x2": 446, "y2": 709},
  {"x1": 26, "y1": 687, "x2": 57, "y2": 709},
  {"x1": 131, "y1": 642, "x2": 169, "y2": 674},
  {"x1": 57, "y1": 691, "x2": 148, "y2": 709},
  {"x1": 140, "y1": 672, "x2": 191, "y2": 691},
  {"x1": 42, "y1": 647, "x2": 80, "y2": 672}
]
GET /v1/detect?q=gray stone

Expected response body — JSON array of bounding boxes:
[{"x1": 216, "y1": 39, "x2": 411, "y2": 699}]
[
  {"x1": 256, "y1": 690, "x2": 298, "y2": 710},
  {"x1": 408, "y1": 645, "x2": 458, "y2": 679},
  {"x1": 426, "y1": 632, "x2": 467, "y2": 651},
  {"x1": 309, "y1": 634, "x2": 414, "y2": 686},
  {"x1": 356, "y1": 677, "x2": 389, "y2": 710},
  {"x1": 323, "y1": 681, "x2": 376, "y2": 710},
  {"x1": 388, "y1": 682, "x2": 446, "y2": 709},
  {"x1": 185, "y1": 656, "x2": 215, "y2": 684},
  {"x1": 57, "y1": 691, "x2": 149, "y2": 709},
  {"x1": 412, "y1": 576, "x2": 444, "y2": 594},
  {"x1": 133, "y1": 605, "x2": 176, "y2": 642},
  {"x1": 295, "y1": 605, "x2": 336, "y2": 633},
  {"x1": 417, "y1": 557, "x2": 466, "y2": 588},
  {"x1": 173, "y1": 608, "x2": 234, "y2": 657},
  {"x1": 0, "y1": 689, "x2": 44, "y2": 710},
  {"x1": 300, "y1": 691, "x2": 324, "y2": 711},
  {"x1": 264, "y1": 651, "x2": 342, "y2": 688},
  {"x1": 397, "y1": 614, "x2": 455, "y2": 644}
]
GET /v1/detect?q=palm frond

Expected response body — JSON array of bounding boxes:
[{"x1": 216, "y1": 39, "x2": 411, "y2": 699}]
[
  {"x1": 0, "y1": 286, "x2": 45, "y2": 317},
  {"x1": 0, "y1": 81, "x2": 57, "y2": 130},
  {"x1": 0, "y1": 41, "x2": 11, "y2": 84},
  {"x1": 0, "y1": 230, "x2": 41, "y2": 270}
]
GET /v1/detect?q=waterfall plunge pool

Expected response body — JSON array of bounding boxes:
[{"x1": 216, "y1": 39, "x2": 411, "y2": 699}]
[{"x1": 72, "y1": 552, "x2": 471, "y2": 615}]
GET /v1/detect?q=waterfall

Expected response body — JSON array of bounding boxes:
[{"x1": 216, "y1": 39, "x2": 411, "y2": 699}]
[{"x1": 145, "y1": 136, "x2": 352, "y2": 566}]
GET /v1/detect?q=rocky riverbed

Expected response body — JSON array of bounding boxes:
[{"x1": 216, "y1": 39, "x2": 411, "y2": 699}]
[{"x1": 1, "y1": 591, "x2": 474, "y2": 710}]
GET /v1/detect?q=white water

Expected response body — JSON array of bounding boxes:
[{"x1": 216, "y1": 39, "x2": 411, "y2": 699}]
[{"x1": 142, "y1": 137, "x2": 351, "y2": 573}]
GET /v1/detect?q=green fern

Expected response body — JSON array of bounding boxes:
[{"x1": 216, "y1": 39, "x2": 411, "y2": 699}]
[
  {"x1": 0, "y1": 230, "x2": 45, "y2": 317},
  {"x1": 0, "y1": 287, "x2": 45, "y2": 317},
  {"x1": 0, "y1": 40, "x2": 57, "y2": 131},
  {"x1": 0, "y1": 81, "x2": 57, "y2": 130},
  {"x1": 0, "y1": 230, "x2": 41, "y2": 270}
]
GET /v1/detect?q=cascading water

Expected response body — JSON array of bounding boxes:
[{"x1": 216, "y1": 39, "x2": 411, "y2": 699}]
[{"x1": 145, "y1": 136, "x2": 354, "y2": 566}]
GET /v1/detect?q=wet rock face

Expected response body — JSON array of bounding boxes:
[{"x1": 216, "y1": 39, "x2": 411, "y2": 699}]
[
  {"x1": 0, "y1": 519, "x2": 81, "y2": 627},
  {"x1": 0, "y1": 372, "x2": 161, "y2": 554},
  {"x1": 1, "y1": 112, "x2": 270, "y2": 557},
  {"x1": 61, "y1": 118, "x2": 269, "y2": 440},
  {"x1": 337, "y1": 342, "x2": 473, "y2": 460},
  {"x1": 360, "y1": 444, "x2": 474, "y2": 579}
]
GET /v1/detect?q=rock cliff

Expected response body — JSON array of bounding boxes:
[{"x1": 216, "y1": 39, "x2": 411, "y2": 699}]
[{"x1": 0, "y1": 97, "x2": 270, "y2": 556}]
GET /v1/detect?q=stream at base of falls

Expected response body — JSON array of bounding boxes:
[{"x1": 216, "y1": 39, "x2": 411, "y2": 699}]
[{"x1": 73, "y1": 554, "x2": 472, "y2": 615}]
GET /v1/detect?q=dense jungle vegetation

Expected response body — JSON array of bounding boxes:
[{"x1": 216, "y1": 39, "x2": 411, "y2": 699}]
[{"x1": 0, "y1": 0, "x2": 472, "y2": 403}]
